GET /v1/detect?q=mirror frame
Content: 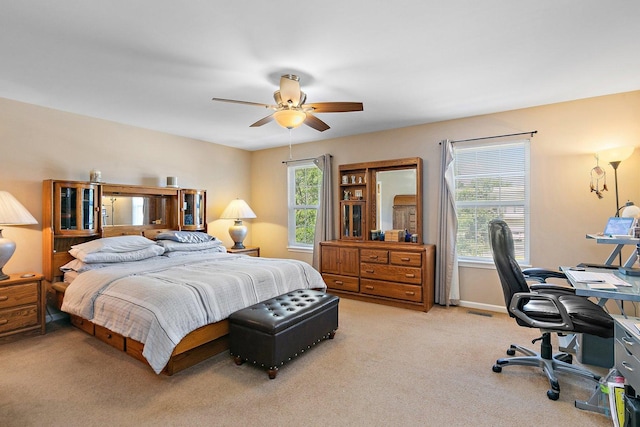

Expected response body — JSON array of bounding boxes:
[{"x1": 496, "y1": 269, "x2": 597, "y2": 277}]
[{"x1": 338, "y1": 157, "x2": 422, "y2": 243}]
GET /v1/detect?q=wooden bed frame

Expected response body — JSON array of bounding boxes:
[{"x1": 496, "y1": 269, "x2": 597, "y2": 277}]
[{"x1": 50, "y1": 227, "x2": 233, "y2": 376}]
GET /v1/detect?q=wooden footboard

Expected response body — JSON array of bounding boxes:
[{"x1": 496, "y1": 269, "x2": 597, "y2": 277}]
[{"x1": 69, "y1": 314, "x2": 229, "y2": 375}]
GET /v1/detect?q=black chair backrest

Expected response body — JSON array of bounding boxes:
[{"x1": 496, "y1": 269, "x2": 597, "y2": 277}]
[{"x1": 488, "y1": 219, "x2": 530, "y2": 316}]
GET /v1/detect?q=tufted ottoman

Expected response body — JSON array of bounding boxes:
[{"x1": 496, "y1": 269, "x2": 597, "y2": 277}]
[{"x1": 229, "y1": 289, "x2": 339, "y2": 379}]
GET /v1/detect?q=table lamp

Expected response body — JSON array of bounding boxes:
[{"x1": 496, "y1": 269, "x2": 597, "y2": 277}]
[
  {"x1": 0, "y1": 191, "x2": 38, "y2": 280},
  {"x1": 220, "y1": 199, "x2": 256, "y2": 249}
]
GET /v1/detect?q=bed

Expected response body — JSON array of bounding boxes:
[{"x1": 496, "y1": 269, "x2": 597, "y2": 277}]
[{"x1": 54, "y1": 232, "x2": 326, "y2": 375}]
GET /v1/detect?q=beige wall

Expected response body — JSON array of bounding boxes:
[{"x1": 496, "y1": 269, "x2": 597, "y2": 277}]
[
  {"x1": 0, "y1": 97, "x2": 252, "y2": 275},
  {"x1": 2, "y1": 92, "x2": 639, "y2": 310},
  {"x1": 250, "y1": 91, "x2": 640, "y2": 309}
]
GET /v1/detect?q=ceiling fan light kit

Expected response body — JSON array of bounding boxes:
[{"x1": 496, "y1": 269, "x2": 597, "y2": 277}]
[
  {"x1": 212, "y1": 74, "x2": 363, "y2": 132},
  {"x1": 273, "y1": 109, "x2": 306, "y2": 129}
]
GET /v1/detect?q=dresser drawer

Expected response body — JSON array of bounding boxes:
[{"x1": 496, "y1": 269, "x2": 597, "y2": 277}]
[
  {"x1": 0, "y1": 305, "x2": 38, "y2": 333},
  {"x1": 0, "y1": 283, "x2": 38, "y2": 309},
  {"x1": 360, "y1": 263, "x2": 422, "y2": 285},
  {"x1": 322, "y1": 274, "x2": 359, "y2": 292},
  {"x1": 360, "y1": 249, "x2": 389, "y2": 264},
  {"x1": 361, "y1": 279, "x2": 422, "y2": 302},
  {"x1": 95, "y1": 324, "x2": 126, "y2": 351},
  {"x1": 390, "y1": 251, "x2": 422, "y2": 267}
]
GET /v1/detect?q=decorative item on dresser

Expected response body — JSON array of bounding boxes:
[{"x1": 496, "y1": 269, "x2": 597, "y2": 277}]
[
  {"x1": 321, "y1": 158, "x2": 436, "y2": 312},
  {"x1": 0, "y1": 273, "x2": 45, "y2": 340}
]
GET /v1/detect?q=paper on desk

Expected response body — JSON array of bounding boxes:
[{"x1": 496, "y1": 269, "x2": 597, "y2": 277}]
[
  {"x1": 565, "y1": 270, "x2": 632, "y2": 287},
  {"x1": 586, "y1": 282, "x2": 617, "y2": 290}
]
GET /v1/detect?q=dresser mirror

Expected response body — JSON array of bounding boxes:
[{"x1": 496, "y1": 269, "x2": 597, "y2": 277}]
[{"x1": 339, "y1": 157, "x2": 422, "y2": 242}]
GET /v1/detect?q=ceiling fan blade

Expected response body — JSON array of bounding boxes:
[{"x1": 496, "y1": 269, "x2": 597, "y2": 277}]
[
  {"x1": 250, "y1": 114, "x2": 274, "y2": 127},
  {"x1": 304, "y1": 114, "x2": 330, "y2": 132},
  {"x1": 305, "y1": 102, "x2": 364, "y2": 113},
  {"x1": 212, "y1": 98, "x2": 274, "y2": 109}
]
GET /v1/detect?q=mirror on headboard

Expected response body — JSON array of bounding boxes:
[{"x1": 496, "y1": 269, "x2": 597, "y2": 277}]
[{"x1": 100, "y1": 184, "x2": 180, "y2": 234}]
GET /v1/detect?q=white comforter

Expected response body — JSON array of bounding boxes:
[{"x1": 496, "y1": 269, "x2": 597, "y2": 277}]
[{"x1": 61, "y1": 253, "x2": 326, "y2": 373}]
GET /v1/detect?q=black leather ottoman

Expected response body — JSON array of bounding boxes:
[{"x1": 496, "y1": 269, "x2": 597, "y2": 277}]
[{"x1": 229, "y1": 289, "x2": 339, "y2": 379}]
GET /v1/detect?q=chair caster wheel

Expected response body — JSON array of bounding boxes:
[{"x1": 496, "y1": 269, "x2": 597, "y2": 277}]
[
  {"x1": 547, "y1": 390, "x2": 560, "y2": 400},
  {"x1": 492, "y1": 364, "x2": 502, "y2": 373},
  {"x1": 506, "y1": 348, "x2": 516, "y2": 356}
]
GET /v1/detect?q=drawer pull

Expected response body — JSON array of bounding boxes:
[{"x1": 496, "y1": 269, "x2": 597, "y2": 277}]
[
  {"x1": 106, "y1": 333, "x2": 112, "y2": 339},
  {"x1": 400, "y1": 257, "x2": 410, "y2": 261},
  {"x1": 365, "y1": 269, "x2": 375, "y2": 274},
  {"x1": 621, "y1": 361, "x2": 635, "y2": 372},
  {"x1": 365, "y1": 285, "x2": 374, "y2": 290},
  {"x1": 0, "y1": 296, "x2": 8, "y2": 302},
  {"x1": 368, "y1": 255, "x2": 379, "y2": 260},
  {"x1": 622, "y1": 337, "x2": 636, "y2": 347},
  {"x1": 334, "y1": 280, "x2": 344, "y2": 285},
  {"x1": 0, "y1": 319, "x2": 8, "y2": 326},
  {"x1": 405, "y1": 274, "x2": 416, "y2": 278},
  {"x1": 405, "y1": 291, "x2": 415, "y2": 296}
]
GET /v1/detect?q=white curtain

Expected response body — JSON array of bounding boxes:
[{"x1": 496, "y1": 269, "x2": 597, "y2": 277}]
[
  {"x1": 435, "y1": 140, "x2": 460, "y2": 306},
  {"x1": 312, "y1": 154, "x2": 334, "y2": 270}
]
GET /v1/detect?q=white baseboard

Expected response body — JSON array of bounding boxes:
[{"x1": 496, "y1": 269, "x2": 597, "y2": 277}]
[{"x1": 458, "y1": 300, "x2": 507, "y2": 314}]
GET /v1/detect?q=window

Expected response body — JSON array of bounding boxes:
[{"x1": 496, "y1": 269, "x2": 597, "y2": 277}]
[
  {"x1": 287, "y1": 161, "x2": 321, "y2": 249},
  {"x1": 453, "y1": 139, "x2": 530, "y2": 263}
]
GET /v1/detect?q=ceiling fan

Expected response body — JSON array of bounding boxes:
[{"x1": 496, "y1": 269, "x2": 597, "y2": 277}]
[{"x1": 212, "y1": 74, "x2": 363, "y2": 132}]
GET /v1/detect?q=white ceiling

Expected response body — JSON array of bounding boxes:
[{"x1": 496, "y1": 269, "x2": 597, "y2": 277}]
[{"x1": 2, "y1": 1, "x2": 639, "y2": 151}]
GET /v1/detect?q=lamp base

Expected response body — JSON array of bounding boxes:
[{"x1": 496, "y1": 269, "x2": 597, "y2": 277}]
[
  {"x1": 228, "y1": 220, "x2": 248, "y2": 251},
  {"x1": 0, "y1": 230, "x2": 16, "y2": 281}
]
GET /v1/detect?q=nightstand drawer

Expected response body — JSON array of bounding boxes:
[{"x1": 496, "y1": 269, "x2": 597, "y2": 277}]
[
  {"x1": 0, "y1": 305, "x2": 38, "y2": 333},
  {"x1": 0, "y1": 283, "x2": 38, "y2": 309}
]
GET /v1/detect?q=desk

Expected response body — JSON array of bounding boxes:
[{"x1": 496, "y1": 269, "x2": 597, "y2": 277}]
[
  {"x1": 561, "y1": 266, "x2": 640, "y2": 313},
  {"x1": 586, "y1": 234, "x2": 640, "y2": 268}
]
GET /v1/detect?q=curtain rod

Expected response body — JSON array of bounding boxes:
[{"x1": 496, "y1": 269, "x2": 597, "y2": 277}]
[
  {"x1": 450, "y1": 130, "x2": 537, "y2": 144},
  {"x1": 281, "y1": 154, "x2": 332, "y2": 164}
]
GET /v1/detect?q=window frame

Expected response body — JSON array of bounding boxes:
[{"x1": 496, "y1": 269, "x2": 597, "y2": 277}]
[
  {"x1": 287, "y1": 160, "x2": 321, "y2": 251},
  {"x1": 453, "y1": 139, "x2": 531, "y2": 265}
]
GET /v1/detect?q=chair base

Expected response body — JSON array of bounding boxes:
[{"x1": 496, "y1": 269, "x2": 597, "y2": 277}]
[{"x1": 492, "y1": 334, "x2": 602, "y2": 400}]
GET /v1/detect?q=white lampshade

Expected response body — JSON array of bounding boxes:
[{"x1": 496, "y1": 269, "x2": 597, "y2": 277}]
[
  {"x1": 273, "y1": 109, "x2": 306, "y2": 129},
  {"x1": 220, "y1": 199, "x2": 256, "y2": 250},
  {"x1": 0, "y1": 191, "x2": 38, "y2": 280},
  {"x1": 598, "y1": 146, "x2": 636, "y2": 164},
  {"x1": 220, "y1": 199, "x2": 256, "y2": 220},
  {"x1": 0, "y1": 191, "x2": 38, "y2": 225},
  {"x1": 621, "y1": 202, "x2": 640, "y2": 219}
]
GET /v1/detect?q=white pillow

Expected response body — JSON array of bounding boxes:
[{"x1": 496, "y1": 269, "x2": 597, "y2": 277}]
[
  {"x1": 70, "y1": 245, "x2": 164, "y2": 263},
  {"x1": 71, "y1": 236, "x2": 156, "y2": 254},
  {"x1": 156, "y1": 238, "x2": 223, "y2": 252},
  {"x1": 60, "y1": 259, "x2": 113, "y2": 273},
  {"x1": 155, "y1": 231, "x2": 213, "y2": 243}
]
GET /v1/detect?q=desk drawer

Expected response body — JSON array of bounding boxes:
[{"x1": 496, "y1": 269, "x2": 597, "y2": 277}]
[{"x1": 616, "y1": 337, "x2": 640, "y2": 390}]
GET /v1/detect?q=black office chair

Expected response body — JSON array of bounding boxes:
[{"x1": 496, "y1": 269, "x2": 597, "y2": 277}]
[{"x1": 488, "y1": 219, "x2": 614, "y2": 400}]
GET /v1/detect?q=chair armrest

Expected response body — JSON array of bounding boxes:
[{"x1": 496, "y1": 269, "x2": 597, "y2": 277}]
[
  {"x1": 529, "y1": 284, "x2": 575, "y2": 294},
  {"x1": 509, "y1": 292, "x2": 575, "y2": 331},
  {"x1": 522, "y1": 268, "x2": 567, "y2": 283}
]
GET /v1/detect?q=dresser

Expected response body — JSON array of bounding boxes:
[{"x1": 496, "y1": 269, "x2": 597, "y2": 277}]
[
  {"x1": 0, "y1": 273, "x2": 45, "y2": 339},
  {"x1": 320, "y1": 240, "x2": 435, "y2": 311}
]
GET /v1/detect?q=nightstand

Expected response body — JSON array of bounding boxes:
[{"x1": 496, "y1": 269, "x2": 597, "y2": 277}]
[
  {"x1": 227, "y1": 246, "x2": 260, "y2": 257},
  {"x1": 0, "y1": 273, "x2": 45, "y2": 340}
]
